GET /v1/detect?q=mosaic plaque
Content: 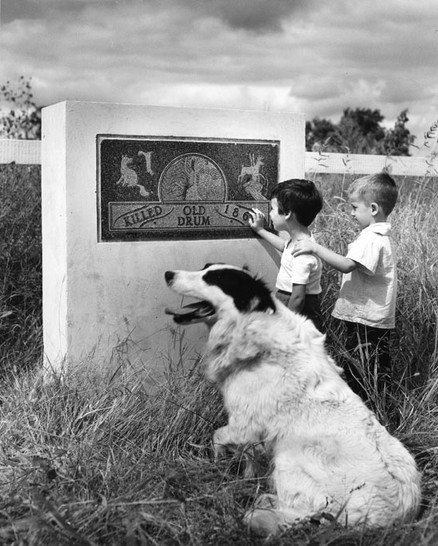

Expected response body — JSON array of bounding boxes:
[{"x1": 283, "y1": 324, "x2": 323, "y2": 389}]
[{"x1": 97, "y1": 135, "x2": 280, "y2": 241}]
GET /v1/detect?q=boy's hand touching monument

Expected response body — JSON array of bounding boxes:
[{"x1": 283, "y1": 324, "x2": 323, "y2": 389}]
[{"x1": 249, "y1": 208, "x2": 266, "y2": 233}]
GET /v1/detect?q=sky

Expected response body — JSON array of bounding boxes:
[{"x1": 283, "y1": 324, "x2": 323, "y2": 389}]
[{"x1": 0, "y1": 0, "x2": 437, "y2": 152}]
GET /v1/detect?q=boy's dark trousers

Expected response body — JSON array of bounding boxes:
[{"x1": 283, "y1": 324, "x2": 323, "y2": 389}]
[
  {"x1": 276, "y1": 290, "x2": 323, "y2": 332},
  {"x1": 340, "y1": 320, "x2": 392, "y2": 401}
]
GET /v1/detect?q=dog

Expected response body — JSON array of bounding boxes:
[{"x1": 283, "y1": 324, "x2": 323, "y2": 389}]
[{"x1": 164, "y1": 264, "x2": 421, "y2": 534}]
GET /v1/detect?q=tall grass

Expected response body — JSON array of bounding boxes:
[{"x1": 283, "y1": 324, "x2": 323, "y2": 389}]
[
  {"x1": 0, "y1": 161, "x2": 438, "y2": 544},
  {"x1": 0, "y1": 163, "x2": 42, "y2": 374}
]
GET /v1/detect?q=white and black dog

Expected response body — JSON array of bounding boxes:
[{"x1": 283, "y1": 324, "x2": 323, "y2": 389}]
[{"x1": 165, "y1": 263, "x2": 421, "y2": 535}]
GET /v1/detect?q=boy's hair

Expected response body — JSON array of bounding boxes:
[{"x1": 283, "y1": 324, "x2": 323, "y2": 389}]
[
  {"x1": 349, "y1": 172, "x2": 398, "y2": 216},
  {"x1": 269, "y1": 179, "x2": 323, "y2": 227}
]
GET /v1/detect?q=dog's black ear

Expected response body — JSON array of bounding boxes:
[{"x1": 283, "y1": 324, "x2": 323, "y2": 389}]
[{"x1": 203, "y1": 267, "x2": 276, "y2": 314}]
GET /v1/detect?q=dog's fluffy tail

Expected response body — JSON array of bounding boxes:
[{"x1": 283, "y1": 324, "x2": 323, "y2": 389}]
[{"x1": 373, "y1": 425, "x2": 422, "y2": 523}]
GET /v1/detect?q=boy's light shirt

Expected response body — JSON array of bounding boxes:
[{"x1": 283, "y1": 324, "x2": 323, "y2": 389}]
[
  {"x1": 332, "y1": 222, "x2": 397, "y2": 329},
  {"x1": 276, "y1": 235, "x2": 322, "y2": 294}
]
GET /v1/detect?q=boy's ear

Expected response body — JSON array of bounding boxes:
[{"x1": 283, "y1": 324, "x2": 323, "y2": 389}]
[
  {"x1": 370, "y1": 202, "x2": 379, "y2": 216},
  {"x1": 284, "y1": 211, "x2": 292, "y2": 220}
]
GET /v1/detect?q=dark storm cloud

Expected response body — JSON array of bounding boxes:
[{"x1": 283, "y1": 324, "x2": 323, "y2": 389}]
[
  {"x1": 208, "y1": 0, "x2": 310, "y2": 32},
  {"x1": 1, "y1": 0, "x2": 42, "y2": 23}
]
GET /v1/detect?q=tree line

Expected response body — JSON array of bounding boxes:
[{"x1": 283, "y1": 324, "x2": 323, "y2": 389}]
[
  {"x1": 0, "y1": 77, "x2": 414, "y2": 156},
  {"x1": 306, "y1": 107, "x2": 414, "y2": 156}
]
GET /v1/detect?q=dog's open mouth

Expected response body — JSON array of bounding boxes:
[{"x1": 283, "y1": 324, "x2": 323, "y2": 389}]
[{"x1": 165, "y1": 300, "x2": 216, "y2": 324}]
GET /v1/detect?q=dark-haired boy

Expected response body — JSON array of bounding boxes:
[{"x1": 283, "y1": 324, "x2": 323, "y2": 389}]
[{"x1": 249, "y1": 178, "x2": 324, "y2": 331}]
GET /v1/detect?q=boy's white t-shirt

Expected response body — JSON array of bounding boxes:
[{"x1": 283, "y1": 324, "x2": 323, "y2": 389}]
[
  {"x1": 332, "y1": 222, "x2": 396, "y2": 329},
  {"x1": 276, "y1": 236, "x2": 322, "y2": 294}
]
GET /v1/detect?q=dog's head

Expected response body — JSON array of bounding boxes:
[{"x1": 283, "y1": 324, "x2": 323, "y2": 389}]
[{"x1": 165, "y1": 264, "x2": 276, "y2": 325}]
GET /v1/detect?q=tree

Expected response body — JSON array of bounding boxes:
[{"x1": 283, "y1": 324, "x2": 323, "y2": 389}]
[
  {"x1": 378, "y1": 109, "x2": 415, "y2": 156},
  {"x1": 305, "y1": 118, "x2": 337, "y2": 151},
  {"x1": 341, "y1": 107, "x2": 385, "y2": 140},
  {"x1": 0, "y1": 76, "x2": 41, "y2": 139},
  {"x1": 337, "y1": 108, "x2": 385, "y2": 153},
  {"x1": 306, "y1": 107, "x2": 414, "y2": 156}
]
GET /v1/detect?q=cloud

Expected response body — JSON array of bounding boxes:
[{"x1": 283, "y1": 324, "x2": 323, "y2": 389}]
[
  {"x1": 2, "y1": 0, "x2": 311, "y2": 32},
  {"x1": 1, "y1": 0, "x2": 42, "y2": 23},
  {"x1": 0, "y1": 0, "x2": 437, "y2": 147},
  {"x1": 205, "y1": 0, "x2": 310, "y2": 32}
]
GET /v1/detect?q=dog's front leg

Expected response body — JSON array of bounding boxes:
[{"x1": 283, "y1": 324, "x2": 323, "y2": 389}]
[
  {"x1": 213, "y1": 425, "x2": 232, "y2": 460},
  {"x1": 213, "y1": 419, "x2": 263, "y2": 460}
]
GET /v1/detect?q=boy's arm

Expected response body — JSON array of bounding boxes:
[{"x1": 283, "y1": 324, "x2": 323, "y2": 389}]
[
  {"x1": 288, "y1": 284, "x2": 306, "y2": 313},
  {"x1": 293, "y1": 239, "x2": 357, "y2": 274},
  {"x1": 249, "y1": 208, "x2": 285, "y2": 252}
]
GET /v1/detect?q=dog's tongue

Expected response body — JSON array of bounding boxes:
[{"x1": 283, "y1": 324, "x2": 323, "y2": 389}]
[{"x1": 165, "y1": 301, "x2": 215, "y2": 323}]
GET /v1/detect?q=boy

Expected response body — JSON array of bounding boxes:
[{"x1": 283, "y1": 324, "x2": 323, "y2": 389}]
[
  {"x1": 293, "y1": 172, "x2": 398, "y2": 400},
  {"x1": 249, "y1": 179, "x2": 324, "y2": 330}
]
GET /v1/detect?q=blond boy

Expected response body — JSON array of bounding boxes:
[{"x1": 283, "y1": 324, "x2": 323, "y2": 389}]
[{"x1": 293, "y1": 173, "x2": 398, "y2": 398}]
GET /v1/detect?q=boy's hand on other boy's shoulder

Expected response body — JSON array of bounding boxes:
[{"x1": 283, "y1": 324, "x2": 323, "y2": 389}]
[
  {"x1": 293, "y1": 238, "x2": 316, "y2": 256},
  {"x1": 248, "y1": 208, "x2": 266, "y2": 233}
]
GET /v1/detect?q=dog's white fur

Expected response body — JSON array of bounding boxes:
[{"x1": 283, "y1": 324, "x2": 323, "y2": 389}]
[{"x1": 165, "y1": 264, "x2": 421, "y2": 534}]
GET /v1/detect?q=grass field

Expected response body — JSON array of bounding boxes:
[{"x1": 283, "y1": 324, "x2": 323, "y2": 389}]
[{"x1": 0, "y1": 161, "x2": 438, "y2": 545}]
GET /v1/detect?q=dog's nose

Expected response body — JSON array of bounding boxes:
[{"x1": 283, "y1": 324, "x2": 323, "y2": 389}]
[{"x1": 165, "y1": 271, "x2": 175, "y2": 284}]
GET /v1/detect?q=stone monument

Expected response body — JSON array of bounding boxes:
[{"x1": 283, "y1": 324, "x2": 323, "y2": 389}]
[{"x1": 41, "y1": 101, "x2": 305, "y2": 373}]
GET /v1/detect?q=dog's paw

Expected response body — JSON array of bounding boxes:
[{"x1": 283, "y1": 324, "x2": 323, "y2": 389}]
[
  {"x1": 244, "y1": 508, "x2": 282, "y2": 536},
  {"x1": 213, "y1": 443, "x2": 228, "y2": 461},
  {"x1": 253, "y1": 493, "x2": 277, "y2": 510},
  {"x1": 213, "y1": 426, "x2": 231, "y2": 460}
]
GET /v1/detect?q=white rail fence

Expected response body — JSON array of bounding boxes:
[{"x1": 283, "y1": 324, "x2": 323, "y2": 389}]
[
  {"x1": 1, "y1": 139, "x2": 437, "y2": 177},
  {"x1": 0, "y1": 139, "x2": 41, "y2": 165}
]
